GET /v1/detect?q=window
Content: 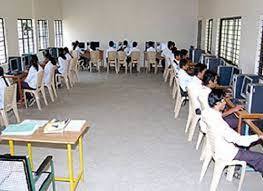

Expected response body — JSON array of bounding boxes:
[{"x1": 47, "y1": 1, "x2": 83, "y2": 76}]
[
  {"x1": 17, "y1": 19, "x2": 35, "y2": 55},
  {"x1": 37, "y1": 20, "x2": 49, "y2": 50},
  {"x1": 257, "y1": 19, "x2": 263, "y2": 77},
  {"x1": 206, "y1": 19, "x2": 213, "y2": 53},
  {"x1": 218, "y1": 17, "x2": 241, "y2": 65},
  {"x1": 54, "y1": 20, "x2": 63, "y2": 47},
  {"x1": 0, "y1": 18, "x2": 7, "y2": 64}
]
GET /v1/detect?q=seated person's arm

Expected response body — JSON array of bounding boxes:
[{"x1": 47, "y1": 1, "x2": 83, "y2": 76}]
[{"x1": 222, "y1": 105, "x2": 243, "y2": 117}]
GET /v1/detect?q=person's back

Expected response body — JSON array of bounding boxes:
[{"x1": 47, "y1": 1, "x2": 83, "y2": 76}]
[
  {"x1": 106, "y1": 41, "x2": 116, "y2": 58},
  {"x1": 146, "y1": 41, "x2": 156, "y2": 52},
  {"x1": 177, "y1": 59, "x2": 193, "y2": 92}
]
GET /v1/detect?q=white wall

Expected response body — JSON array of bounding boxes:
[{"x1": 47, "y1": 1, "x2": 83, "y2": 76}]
[
  {"x1": 0, "y1": 0, "x2": 62, "y2": 57},
  {"x1": 198, "y1": 0, "x2": 263, "y2": 73},
  {"x1": 61, "y1": 0, "x2": 198, "y2": 51}
]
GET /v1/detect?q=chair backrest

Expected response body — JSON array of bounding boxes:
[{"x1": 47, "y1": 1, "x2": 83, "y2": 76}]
[
  {"x1": 147, "y1": 51, "x2": 156, "y2": 63},
  {"x1": 131, "y1": 51, "x2": 140, "y2": 62},
  {"x1": 117, "y1": 51, "x2": 126, "y2": 62},
  {"x1": 187, "y1": 87, "x2": 201, "y2": 113},
  {"x1": 37, "y1": 70, "x2": 44, "y2": 89},
  {"x1": 69, "y1": 58, "x2": 78, "y2": 71},
  {"x1": 108, "y1": 51, "x2": 117, "y2": 61},
  {"x1": 90, "y1": 51, "x2": 98, "y2": 63},
  {"x1": 0, "y1": 155, "x2": 33, "y2": 191},
  {"x1": 71, "y1": 50, "x2": 78, "y2": 59},
  {"x1": 4, "y1": 84, "x2": 17, "y2": 110}
]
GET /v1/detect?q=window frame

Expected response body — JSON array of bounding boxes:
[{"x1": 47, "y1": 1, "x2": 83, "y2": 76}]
[
  {"x1": 218, "y1": 16, "x2": 241, "y2": 66},
  {"x1": 54, "y1": 20, "x2": 63, "y2": 47},
  {"x1": 17, "y1": 18, "x2": 35, "y2": 55},
  {"x1": 206, "y1": 19, "x2": 213, "y2": 54},
  {"x1": 37, "y1": 19, "x2": 49, "y2": 50},
  {"x1": 0, "y1": 18, "x2": 7, "y2": 64}
]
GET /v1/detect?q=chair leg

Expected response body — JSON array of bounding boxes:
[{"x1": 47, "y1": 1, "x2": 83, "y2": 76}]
[
  {"x1": 34, "y1": 92, "x2": 42, "y2": 111},
  {"x1": 196, "y1": 131, "x2": 204, "y2": 150},
  {"x1": 154, "y1": 63, "x2": 158, "y2": 74},
  {"x1": 13, "y1": 106, "x2": 20, "y2": 123},
  {"x1": 226, "y1": 165, "x2": 235, "y2": 182},
  {"x1": 188, "y1": 116, "x2": 200, "y2": 142},
  {"x1": 90, "y1": 63, "x2": 92, "y2": 72},
  {"x1": 164, "y1": 69, "x2": 169, "y2": 82},
  {"x1": 41, "y1": 87, "x2": 48, "y2": 106},
  {"x1": 185, "y1": 108, "x2": 193, "y2": 133},
  {"x1": 52, "y1": 83, "x2": 57, "y2": 98},
  {"x1": 169, "y1": 75, "x2": 174, "y2": 87},
  {"x1": 0, "y1": 110, "x2": 9, "y2": 126},
  {"x1": 199, "y1": 154, "x2": 212, "y2": 182},
  {"x1": 172, "y1": 82, "x2": 177, "y2": 99},
  {"x1": 65, "y1": 77, "x2": 70, "y2": 90},
  {"x1": 48, "y1": 86, "x2": 55, "y2": 102},
  {"x1": 107, "y1": 64, "x2": 110, "y2": 73},
  {"x1": 137, "y1": 64, "x2": 140, "y2": 73},
  {"x1": 125, "y1": 63, "x2": 128, "y2": 74},
  {"x1": 24, "y1": 91, "x2": 28, "y2": 108},
  {"x1": 238, "y1": 163, "x2": 246, "y2": 191},
  {"x1": 115, "y1": 63, "x2": 118, "y2": 74},
  {"x1": 200, "y1": 139, "x2": 207, "y2": 161},
  {"x1": 210, "y1": 163, "x2": 225, "y2": 191},
  {"x1": 174, "y1": 95, "x2": 183, "y2": 119}
]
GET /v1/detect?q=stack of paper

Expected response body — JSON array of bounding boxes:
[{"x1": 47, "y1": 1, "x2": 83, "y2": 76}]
[
  {"x1": 43, "y1": 119, "x2": 70, "y2": 134},
  {"x1": 1, "y1": 120, "x2": 45, "y2": 136},
  {"x1": 64, "y1": 120, "x2": 86, "y2": 132}
]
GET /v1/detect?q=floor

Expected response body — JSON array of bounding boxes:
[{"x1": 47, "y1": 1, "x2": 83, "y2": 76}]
[{"x1": 1, "y1": 71, "x2": 262, "y2": 191}]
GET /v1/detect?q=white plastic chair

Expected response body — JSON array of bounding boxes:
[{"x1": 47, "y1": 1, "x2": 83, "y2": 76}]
[
  {"x1": 56, "y1": 61, "x2": 70, "y2": 90},
  {"x1": 0, "y1": 84, "x2": 20, "y2": 126},
  {"x1": 24, "y1": 71, "x2": 48, "y2": 111},
  {"x1": 90, "y1": 51, "x2": 100, "y2": 72},
  {"x1": 200, "y1": 124, "x2": 247, "y2": 191},
  {"x1": 107, "y1": 51, "x2": 118, "y2": 74},
  {"x1": 117, "y1": 51, "x2": 128, "y2": 74},
  {"x1": 130, "y1": 51, "x2": 140, "y2": 73},
  {"x1": 44, "y1": 66, "x2": 57, "y2": 102},
  {"x1": 174, "y1": 76, "x2": 188, "y2": 118},
  {"x1": 145, "y1": 51, "x2": 157, "y2": 74}
]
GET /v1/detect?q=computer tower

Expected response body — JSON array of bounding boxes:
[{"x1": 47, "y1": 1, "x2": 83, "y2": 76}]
[
  {"x1": 232, "y1": 74, "x2": 260, "y2": 99},
  {"x1": 246, "y1": 83, "x2": 263, "y2": 113}
]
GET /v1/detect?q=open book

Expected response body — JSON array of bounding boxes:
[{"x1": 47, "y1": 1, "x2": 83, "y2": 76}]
[{"x1": 43, "y1": 119, "x2": 71, "y2": 134}]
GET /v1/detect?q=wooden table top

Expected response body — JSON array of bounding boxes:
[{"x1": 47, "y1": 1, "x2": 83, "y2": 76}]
[
  {"x1": 0, "y1": 122, "x2": 90, "y2": 145},
  {"x1": 244, "y1": 119, "x2": 263, "y2": 136}
]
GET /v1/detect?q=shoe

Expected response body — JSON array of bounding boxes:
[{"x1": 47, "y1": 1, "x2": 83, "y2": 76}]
[{"x1": 28, "y1": 98, "x2": 36, "y2": 107}]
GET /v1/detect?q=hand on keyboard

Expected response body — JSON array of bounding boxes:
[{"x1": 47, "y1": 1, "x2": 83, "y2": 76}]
[{"x1": 233, "y1": 105, "x2": 244, "y2": 112}]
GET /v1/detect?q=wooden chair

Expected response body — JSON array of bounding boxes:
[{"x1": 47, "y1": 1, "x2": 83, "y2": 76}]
[
  {"x1": 44, "y1": 66, "x2": 57, "y2": 102},
  {"x1": 107, "y1": 51, "x2": 118, "y2": 74},
  {"x1": 117, "y1": 51, "x2": 127, "y2": 74},
  {"x1": 56, "y1": 61, "x2": 70, "y2": 90},
  {"x1": 0, "y1": 84, "x2": 20, "y2": 126},
  {"x1": 0, "y1": 154, "x2": 56, "y2": 191},
  {"x1": 145, "y1": 51, "x2": 157, "y2": 74},
  {"x1": 200, "y1": 125, "x2": 247, "y2": 191},
  {"x1": 24, "y1": 71, "x2": 48, "y2": 111},
  {"x1": 130, "y1": 51, "x2": 140, "y2": 73}
]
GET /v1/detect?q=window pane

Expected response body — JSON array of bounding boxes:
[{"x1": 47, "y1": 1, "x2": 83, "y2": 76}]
[{"x1": 0, "y1": 18, "x2": 7, "y2": 64}]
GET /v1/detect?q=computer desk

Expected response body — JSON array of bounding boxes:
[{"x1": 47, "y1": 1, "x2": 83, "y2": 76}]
[
  {"x1": 225, "y1": 98, "x2": 263, "y2": 134},
  {"x1": 5, "y1": 72, "x2": 27, "y2": 105},
  {"x1": 0, "y1": 121, "x2": 90, "y2": 191}
]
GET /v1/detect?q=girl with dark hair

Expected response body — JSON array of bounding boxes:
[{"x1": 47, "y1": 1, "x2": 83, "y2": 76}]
[
  {"x1": 44, "y1": 53, "x2": 57, "y2": 86},
  {"x1": 57, "y1": 48, "x2": 68, "y2": 75}
]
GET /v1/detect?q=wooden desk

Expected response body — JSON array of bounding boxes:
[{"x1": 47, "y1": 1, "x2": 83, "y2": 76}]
[
  {"x1": 225, "y1": 98, "x2": 263, "y2": 133},
  {"x1": 244, "y1": 119, "x2": 263, "y2": 136},
  {"x1": 5, "y1": 72, "x2": 27, "y2": 104},
  {"x1": 1, "y1": 122, "x2": 90, "y2": 191}
]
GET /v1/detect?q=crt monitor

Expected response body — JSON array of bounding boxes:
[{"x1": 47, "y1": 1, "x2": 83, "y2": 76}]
[
  {"x1": 36, "y1": 51, "x2": 45, "y2": 63},
  {"x1": 9, "y1": 58, "x2": 19, "y2": 72},
  {"x1": 90, "y1": 41, "x2": 100, "y2": 49},
  {"x1": 78, "y1": 42, "x2": 85, "y2": 49},
  {"x1": 217, "y1": 66, "x2": 233, "y2": 86},
  {"x1": 241, "y1": 76, "x2": 253, "y2": 99},
  {"x1": 49, "y1": 48, "x2": 59, "y2": 58}
]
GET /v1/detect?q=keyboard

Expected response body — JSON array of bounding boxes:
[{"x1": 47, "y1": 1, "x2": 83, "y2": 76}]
[{"x1": 230, "y1": 98, "x2": 246, "y2": 106}]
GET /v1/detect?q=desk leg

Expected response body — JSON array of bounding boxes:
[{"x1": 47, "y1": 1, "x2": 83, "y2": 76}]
[
  {"x1": 27, "y1": 143, "x2": 33, "y2": 169},
  {"x1": 9, "y1": 140, "x2": 14, "y2": 155},
  {"x1": 67, "y1": 144, "x2": 74, "y2": 191},
  {"x1": 238, "y1": 118, "x2": 243, "y2": 134},
  {"x1": 79, "y1": 136, "x2": 84, "y2": 181}
]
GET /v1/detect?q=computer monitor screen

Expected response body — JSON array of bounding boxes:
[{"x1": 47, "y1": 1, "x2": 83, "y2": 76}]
[
  {"x1": 37, "y1": 51, "x2": 45, "y2": 63},
  {"x1": 78, "y1": 42, "x2": 85, "y2": 49},
  {"x1": 218, "y1": 66, "x2": 233, "y2": 86},
  {"x1": 9, "y1": 58, "x2": 19, "y2": 72},
  {"x1": 49, "y1": 48, "x2": 59, "y2": 58},
  {"x1": 241, "y1": 76, "x2": 253, "y2": 98}
]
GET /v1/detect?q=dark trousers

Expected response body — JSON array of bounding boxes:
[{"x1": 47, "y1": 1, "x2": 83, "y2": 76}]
[
  {"x1": 234, "y1": 149, "x2": 263, "y2": 173},
  {"x1": 223, "y1": 114, "x2": 238, "y2": 129},
  {"x1": 21, "y1": 81, "x2": 35, "y2": 100}
]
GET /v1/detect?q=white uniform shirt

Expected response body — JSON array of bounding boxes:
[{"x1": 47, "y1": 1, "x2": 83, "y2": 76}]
[
  {"x1": 75, "y1": 47, "x2": 84, "y2": 59},
  {"x1": 177, "y1": 69, "x2": 193, "y2": 92},
  {"x1": 25, "y1": 66, "x2": 43, "y2": 89},
  {"x1": 44, "y1": 61, "x2": 54, "y2": 86},
  {"x1": 58, "y1": 57, "x2": 68, "y2": 75},
  {"x1": 128, "y1": 47, "x2": 140, "y2": 56},
  {"x1": 146, "y1": 47, "x2": 156, "y2": 52},
  {"x1": 202, "y1": 107, "x2": 259, "y2": 161},
  {"x1": 106, "y1": 47, "x2": 116, "y2": 58},
  {"x1": 123, "y1": 46, "x2": 130, "y2": 55},
  {"x1": 198, "y1": 86, "x2": 212, "y2": 111},
  {"x1": 0, "y1": 77, "x2": 7, "y2": 109},
  {"x1": 65, "y1": 53, "x2": 72, "y2": 61}
]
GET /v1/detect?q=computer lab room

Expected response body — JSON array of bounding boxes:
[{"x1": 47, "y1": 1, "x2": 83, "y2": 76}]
[{"x1": 0, "y1": 0, "x2": 263, "y2": 191}]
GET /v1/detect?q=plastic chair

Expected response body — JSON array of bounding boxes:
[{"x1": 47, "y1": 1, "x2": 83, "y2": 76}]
[
  {"x1": 130, "y1": 51, "x2": 140, "y2": 73},
  {"x1": 0, "y1": 154, "x2": 56, "y2": 191},
  {"x1": 199, "y1": 125, "x2": 247, "y2": 191},
  {"x1": 145, "y1": 51, "x2": 157, "y2": 74},
  {"x1": 24, "y1": 71, "x2": 48, "y2": 111},
  {"x1": 44, "y1": 66, "x2": 57, "y2": 102},
  {"x1": 0, "y1": 84, "x2": 20, "y2": 126},
  {"x1": 185, "y1": 87, "x2": 201, "y2": 141},
  {"x1": 117, "y1": 51, "x2": 128, "y2": 74},
  {"x1": 90, "y1": 51, "x2": 100, "y2": 72},
  {"x1": 174, "y1": 76, "x2": 188, "y2": 118},
  {"x1": 56, "y1": 61, "x2": 70, "y2": 90},
  {"x1": 107, "y1": 51, "x2": 118, "y2": 74}
]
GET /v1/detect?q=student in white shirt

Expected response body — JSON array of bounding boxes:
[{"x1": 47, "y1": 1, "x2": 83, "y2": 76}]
[
  {"x1": 180, "y1": 49, "x2": 189, "y2": 60},
  {"x1": 72, "y1": 41, "x2": 84, "y2": 59},
  {"x1": 202, "y1": 89, "x2": 263, "y2": 174},
  {"x1": 177, "y1": 59, "x2": 193, "y2": 92},
  {"x1": 128, "y1": 42, "x2": 140, "y2": 56},
  {"x1": 161, "y1": 41, "x2": 175, "y2": 70},
  {"x1": 106, "y1": 41, "x2": 116, "y2": 59},
  {"x1": 57, "y1": 48, "x2": 68, "y2": 75},
  {"x1": 122, "y1": 40, "x2": 130, "y2": 55},
  {"x1": 43, "y1": 53, "x2": 57, "y2": 86},
  {"x1": 172, "y1": 50, "x2": 181, "y2": 71},
  {"x1": 146, "y1": 41, "x2": 156, "y2": 52},
  {"x1": 64, "y1": 47, "x2": 73, "y2": 61},
  {"x1": 0, "y1": 66, "x2": 9, "y2": 109}
]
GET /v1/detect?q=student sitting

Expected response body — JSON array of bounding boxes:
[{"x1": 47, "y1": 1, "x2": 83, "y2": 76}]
[
  {"x1": 44, "y1": 53, "x2": 57, "y2": 86},
  {"x1": 0, "y1": 66, "x2": 9, "y2": 109},
  {"x1": 128, "y1": 42, "x2": 140, "y2": 56},
  {"x1": 72, "y1": 41, "x2": 84, "y2": 59},
  {"x1": 161, "y1": 41, "x2": 175, "y2": 69},
  {"x1": 177, "y1": 59, "x2": 193, "y2": 93},
  {"x1": 57, "y1": 48, "x2": 68, "y2": 75},
  {"x1": 198, "y1": 70, "x2": 243, "y2": 129},
  {"x1": 106, "y1": 41, "x2": 116, "y2": 59},
  {"x1": 173, "y1": 50, "x2": 181, "y2": 71},
  {"x1": 202, "y1": 89, "x2": 263, "y2": 174},
  {"x1": 146, "y1": 41, "x2": 156, "y2": 52},
  {"x1": 22, "y1": 55, "x2": 43, "y2": 105},
  {"x1": 64, "y1": 47, "x2": 73, "y2": 61},
  {"x1": 180, "y1": 49, "x2": 189, "y2": 60},
  {"x1": 123, "y1": 40, "x2": 130, "y2": 55}
]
